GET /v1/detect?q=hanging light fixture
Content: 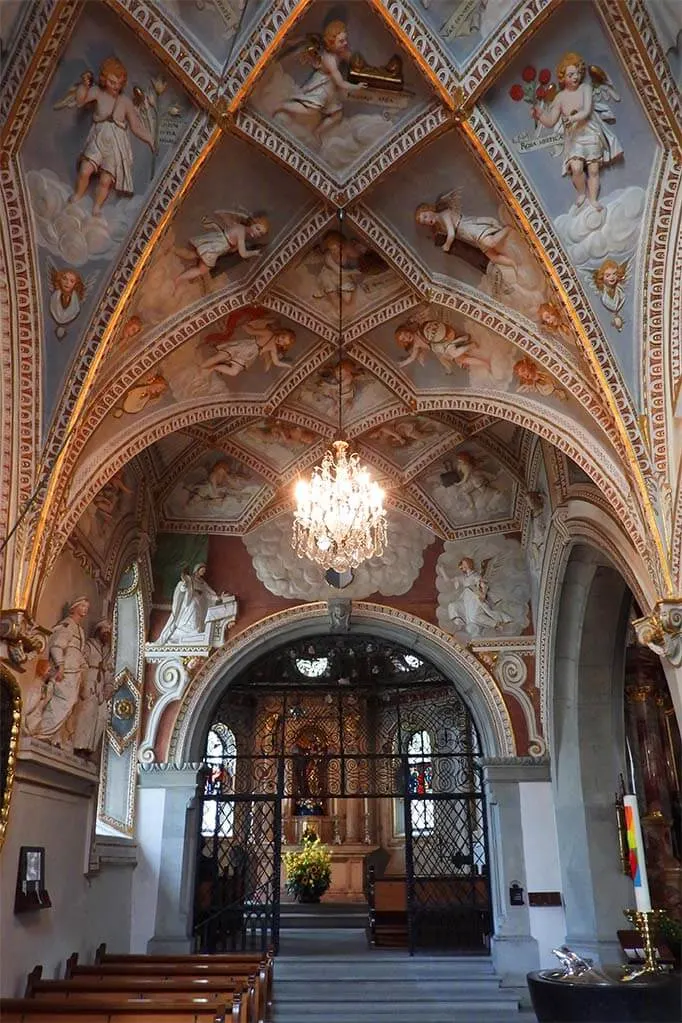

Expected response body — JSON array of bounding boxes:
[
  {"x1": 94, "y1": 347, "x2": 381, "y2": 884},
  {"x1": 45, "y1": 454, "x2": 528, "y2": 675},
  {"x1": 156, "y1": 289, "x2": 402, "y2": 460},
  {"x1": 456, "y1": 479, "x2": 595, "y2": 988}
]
[{"x1": 292, "y1": 209, "x2": 387, "y2": 573}]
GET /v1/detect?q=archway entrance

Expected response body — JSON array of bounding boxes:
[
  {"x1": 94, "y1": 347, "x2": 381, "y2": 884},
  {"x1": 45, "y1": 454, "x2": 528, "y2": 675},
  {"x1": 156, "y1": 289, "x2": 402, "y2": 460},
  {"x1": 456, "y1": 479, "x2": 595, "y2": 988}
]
[{"x1": 192, "y1": 635, "x2": 490, "y2": 956}]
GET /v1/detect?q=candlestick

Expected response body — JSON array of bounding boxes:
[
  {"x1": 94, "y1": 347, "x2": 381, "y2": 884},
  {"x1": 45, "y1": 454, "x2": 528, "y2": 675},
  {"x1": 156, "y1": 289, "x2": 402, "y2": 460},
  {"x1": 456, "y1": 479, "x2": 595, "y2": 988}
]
[
  {"x1": 623, "y1": 795, "x2": 652, "y2": 912},
  {"x1": 623, "y1": 909, "x2": 667, "y2": 978}
]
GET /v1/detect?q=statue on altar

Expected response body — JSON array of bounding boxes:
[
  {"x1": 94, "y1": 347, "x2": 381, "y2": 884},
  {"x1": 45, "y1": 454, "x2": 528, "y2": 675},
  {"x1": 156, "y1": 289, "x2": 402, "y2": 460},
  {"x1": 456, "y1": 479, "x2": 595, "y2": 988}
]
[{"x1": 293, "y1": 727, "x2": 327, "y2": 816}]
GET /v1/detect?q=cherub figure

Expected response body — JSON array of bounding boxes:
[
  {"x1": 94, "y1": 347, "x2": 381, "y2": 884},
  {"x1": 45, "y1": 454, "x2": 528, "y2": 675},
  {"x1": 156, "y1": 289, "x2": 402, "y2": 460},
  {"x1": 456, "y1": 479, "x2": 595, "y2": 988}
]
[
  {"x1": 47, "y1": 266, "x2": 91, "y2": 338},
  {"x1": 317, "y1": 359, "x2": 363, "y2": 411},
  {"x1": 531, "y1": 53, "x2": 623, "y2": 211},
  {"x1": 395, "y1": 317, "x2": 491, "y2": 374},
  {"x1": 118, "y1": 315, "x2": 144, "y2": 350},
  {"x1": 185, "y1": 460, "x2": 249, "y2": 506},
  {"x1": 513, "y1": 357, "x2": 566, "y2": 399},
  {"x1": 200, "y1": 307, "x2": 296, "y2": 379},
  {"x1": 415, "y1": 192, "x2": 515, "y2": 267},
  {"x1": 58, "y1": 57, "x2": 156, "y2": 216},
  {"x1": 254, "y1": 420, "x2": 317, "y2": 446},
  {"x1": 274, "y1": 20, "x2": 367, "y2": 143},
  {"x1": 93, "y1": 472, "x2": 133, "y2": 520},
  {"x1": 450, "y1": 452, "x2": 501, "y2": 515},
  {"x1": 174, "y1": 211, "x2": 269, "y2": 286},
  {"x1": 590, "y1": 258, "x2": 629, "y2": 330},
  {"x1": 367, "y1": 418, "x2": 438, "y2": 449},
  {"x1": 448, "y1": 556, "x2": 514, "y2": 633},
  {"x1": 311, "y1": 231, "x2": 384, "y2": 305},
  {"x1": 112, "y1": 373, "x2": 168, "y2": 417},
  {"x1": 537, "y1": 301, "x2": 574, "y2": 344}
]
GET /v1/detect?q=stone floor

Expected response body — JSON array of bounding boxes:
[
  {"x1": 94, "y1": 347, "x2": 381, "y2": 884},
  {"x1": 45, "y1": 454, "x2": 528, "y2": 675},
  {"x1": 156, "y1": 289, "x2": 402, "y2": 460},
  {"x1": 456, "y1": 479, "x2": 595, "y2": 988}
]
[{"x1": 272, "y1": 926, "x2": 538, "y2": 1023}]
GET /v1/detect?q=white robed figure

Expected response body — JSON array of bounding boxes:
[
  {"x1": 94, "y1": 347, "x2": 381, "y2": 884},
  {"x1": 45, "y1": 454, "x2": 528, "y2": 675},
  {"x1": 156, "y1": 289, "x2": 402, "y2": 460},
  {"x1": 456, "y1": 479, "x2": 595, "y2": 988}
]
[
  {"x1": 73, "y1": 620, "x2": 115, "y2": 755},
  {"x1": 28, "y1": 597, "x2": 91, "y2": 748},
  {"x1": 157, "y1": 563, "x2": 226, "y2": 644},
  {"x1": 448, "y1": 557, "x2": 513, "y2": 634}
]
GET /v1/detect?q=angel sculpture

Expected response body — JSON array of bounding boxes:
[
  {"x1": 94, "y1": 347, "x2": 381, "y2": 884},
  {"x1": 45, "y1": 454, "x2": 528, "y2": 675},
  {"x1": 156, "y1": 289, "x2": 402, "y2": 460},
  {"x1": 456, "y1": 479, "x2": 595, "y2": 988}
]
[
  {"x1": 47, "y1": 265, "x2": 94, "y2": 338},
  {"x1": 415, "y1": 191, "x2": 515, "y2": 268},
  {"x1": 590, "y1": 258, "x2": 629, "y2": 330},
  {"x1": 448, "y1": 556, "x2": 514, "y2": 635},
  {"x1": 449, "y1": 452, "x2": 502, "y2": 516},
  {"x1": 174, "y1": 210, "x2": 270, "y2": 287},
  {"x1": 367, "y1": 418, "x2": 438, "y2": 449},
  {"x1": 394, "y1": 315, "x2": 492, "y2": 374},
  {"x1": 200, "y1": 307, "x2": 296, "y2": 380},
  {"x1": 531, "y1": 53, "x2": 623, "y2": 211},
  {"x1": 55, "y1": 58, "x2": 156, "y2": 216},
  {"x1": 273, "y1": 20, "x2": 367, "y2": 143}
]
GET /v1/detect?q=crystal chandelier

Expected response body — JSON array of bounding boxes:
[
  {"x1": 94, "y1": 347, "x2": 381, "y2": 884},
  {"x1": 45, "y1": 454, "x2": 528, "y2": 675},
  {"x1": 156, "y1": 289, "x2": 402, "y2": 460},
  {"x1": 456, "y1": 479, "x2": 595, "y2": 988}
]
[{"x1": 292, "y1": 210, "x2": 387, "y2": 573}]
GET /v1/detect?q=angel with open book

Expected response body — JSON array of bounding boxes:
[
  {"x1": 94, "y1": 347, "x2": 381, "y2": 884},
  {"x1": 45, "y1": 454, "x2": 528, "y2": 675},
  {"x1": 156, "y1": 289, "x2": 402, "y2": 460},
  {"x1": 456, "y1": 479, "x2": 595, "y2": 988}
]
[
  {"x1": 174, "y1": 209, "x2": 269, "y2": 286},
  {"x1": 273, "y1": 20, "x2": 367, "y2": 143},
  {"x1": 415, "y1": 190, "x2": 515, "y2": 268}
]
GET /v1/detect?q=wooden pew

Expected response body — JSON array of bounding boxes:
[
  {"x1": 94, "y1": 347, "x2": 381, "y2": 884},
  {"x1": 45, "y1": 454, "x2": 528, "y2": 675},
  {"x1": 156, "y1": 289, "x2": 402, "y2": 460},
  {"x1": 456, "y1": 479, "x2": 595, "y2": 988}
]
[
  {"x1": 25, "y1": 974, "x2": 250, "y2": 1023},
  {"x1": 0, "y1": 997, "x2": 233, "y2": 1023},
  {"x1": 366, "y1": 873, "x2": 408, "y2": 948},
  {"x1": 94, "y1": 944, "x2": 274, "y2": 1013},
  {"x1": 65, "y1": 957, "x2": 264, "y2": 1023}
]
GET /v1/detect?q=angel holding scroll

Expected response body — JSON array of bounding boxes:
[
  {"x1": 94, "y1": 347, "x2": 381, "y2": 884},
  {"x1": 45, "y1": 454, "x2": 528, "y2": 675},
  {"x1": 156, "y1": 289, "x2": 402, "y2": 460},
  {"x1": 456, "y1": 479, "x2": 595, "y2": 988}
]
[
  {"x1": 174, "y1": 210, "x2": 270, "y2": 286},
  {"x1": 274, "y1": 20, "x2": 367, "y2": 142},
  {"x1": 55, "y1": 57, "x2": 156, "y2": 216},
  {"x1": 415, "y1": 190, "x2": 515, "y2": 268}
]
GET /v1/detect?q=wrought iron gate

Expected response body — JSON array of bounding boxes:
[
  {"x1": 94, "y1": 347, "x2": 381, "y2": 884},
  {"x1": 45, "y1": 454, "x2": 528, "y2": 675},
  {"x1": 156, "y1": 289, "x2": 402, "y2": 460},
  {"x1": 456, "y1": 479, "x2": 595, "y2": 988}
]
[{"x1": 192, "y1": 638, "x2": 491, "y2": 955}]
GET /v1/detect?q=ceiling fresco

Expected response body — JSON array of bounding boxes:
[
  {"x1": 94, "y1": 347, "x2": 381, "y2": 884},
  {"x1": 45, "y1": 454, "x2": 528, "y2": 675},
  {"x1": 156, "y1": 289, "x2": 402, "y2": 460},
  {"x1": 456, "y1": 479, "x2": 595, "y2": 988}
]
[{"x1": 1, "y1": 0, "x2": 680, "y2": 615}]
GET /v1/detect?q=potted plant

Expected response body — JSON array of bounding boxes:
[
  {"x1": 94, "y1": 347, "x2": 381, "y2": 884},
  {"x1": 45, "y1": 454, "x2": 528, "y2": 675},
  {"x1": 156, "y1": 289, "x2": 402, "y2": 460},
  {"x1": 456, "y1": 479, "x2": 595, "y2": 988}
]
[
  {"x1": 283, "y1": 829, "x2": 332, "y2": 903},
  {"x1": 658, "y1": 913, "x2": 682, "y2": 969}
]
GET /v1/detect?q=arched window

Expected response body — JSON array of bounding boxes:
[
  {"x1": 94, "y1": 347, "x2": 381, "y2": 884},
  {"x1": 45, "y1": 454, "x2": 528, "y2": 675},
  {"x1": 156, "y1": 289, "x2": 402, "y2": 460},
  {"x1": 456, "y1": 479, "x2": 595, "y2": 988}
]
[
  {"x1": 407, "y1": 730, "x2": 435, "y2": 834},
  {"x1": 201, "y1": 724, "x2": 237, "y2": 838},
  {"x1": 394, "y1": 729, "x2": 435, "y2": 836}
]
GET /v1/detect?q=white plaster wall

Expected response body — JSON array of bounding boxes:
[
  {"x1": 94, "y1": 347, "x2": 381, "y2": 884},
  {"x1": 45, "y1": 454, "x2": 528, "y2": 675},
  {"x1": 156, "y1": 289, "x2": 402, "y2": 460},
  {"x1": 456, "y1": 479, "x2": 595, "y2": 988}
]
[
  {"x1": 519, "y1": 780, "x2": 566, "y2": 968},
  {"x1": 0, "y1": 779, "x2": 135, "y2": 996},
  {"x1": 130, "y1": 787, "x2": 165, "y2": 953}
]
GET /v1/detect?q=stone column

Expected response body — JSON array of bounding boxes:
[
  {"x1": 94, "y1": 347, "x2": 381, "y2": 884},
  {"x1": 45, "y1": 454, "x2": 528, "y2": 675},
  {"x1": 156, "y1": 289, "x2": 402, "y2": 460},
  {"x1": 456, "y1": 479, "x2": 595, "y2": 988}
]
[
  {"x1": 136, "y1": 763, "x2": 201, "y2": 954},
  {"x1": 481, "y1": 759, "x2": 541, "y2": 985}
]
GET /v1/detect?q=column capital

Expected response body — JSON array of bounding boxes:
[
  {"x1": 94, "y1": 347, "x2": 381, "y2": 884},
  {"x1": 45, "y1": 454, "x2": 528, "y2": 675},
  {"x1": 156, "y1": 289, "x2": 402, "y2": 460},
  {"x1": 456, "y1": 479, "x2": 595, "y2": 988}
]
[{"x1": 633, "y1": 599, "x2": 682, "y2": 668}]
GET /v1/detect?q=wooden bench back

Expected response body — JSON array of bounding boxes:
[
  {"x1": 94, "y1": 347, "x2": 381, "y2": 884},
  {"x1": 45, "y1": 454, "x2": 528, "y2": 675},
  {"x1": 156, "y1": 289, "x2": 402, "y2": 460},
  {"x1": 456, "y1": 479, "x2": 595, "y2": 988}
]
[{"x1": 0, "y1": 997, "x2": 233, "y2": 1023}]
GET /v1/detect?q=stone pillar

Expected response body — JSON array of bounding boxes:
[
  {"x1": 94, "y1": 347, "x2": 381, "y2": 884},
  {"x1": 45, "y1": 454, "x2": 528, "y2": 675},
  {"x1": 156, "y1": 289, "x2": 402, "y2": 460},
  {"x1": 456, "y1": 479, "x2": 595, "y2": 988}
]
[
  {"x1": 136, "y1": 764, "x2": 201, "y2": 954},
  {"x1": 481, "y1": 759, "x2": 541, "y2": 985}
]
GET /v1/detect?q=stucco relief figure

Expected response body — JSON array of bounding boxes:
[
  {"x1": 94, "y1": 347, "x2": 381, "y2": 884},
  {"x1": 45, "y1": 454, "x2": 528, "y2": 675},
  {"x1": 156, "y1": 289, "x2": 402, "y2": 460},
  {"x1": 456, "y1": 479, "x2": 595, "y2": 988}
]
[
  {"x1": 450, "y1": 452, "x2": 502, "y2": 515},
  {"x1": 200, "y1": 307, "x2": 295, "y2": 379},
  {"x1": 174, "y1": 210, "x2": 269, "y2": 287},
  {"x1": 589, "y1": 258, "x2": 629, "y2": 330},
  {"x1": 156, "y1": 564, "x2": 229, "y2": 644},
  {"x1": 531, "y1": 53, "x2": 623, "y2": 212},
  {"x1": 25, "y1": 597, "x2": 90, "y2": 749},
  {"x1": 310, "y1": 232, "x2": 389, "y2": 307},
  {"x1": 56, "y1": 58, "x2": 155, "y2": 216},
  {"x1": 448, "y1": 557, "x2": 514, "y2": 634},
  {"x1": 112, "y1": 373, "x2": 168, "y2": 418},
  {"x1": 73, "y1": 620, "x2": 115, "y2": 756},
  {"x1": 513, "y1": 357, "x2": 567, "y2": 400},
  {"x1": 415, "y1": 193, "x2": 515, "y2": 267},
  {"x1": 274, "y1": 21, "x2": 367, "y2": 143},
  {"x1": 47, "y1": 265, "x2": 94, "y2": 338},
  {"x1": 394, "y1": 317, "x2": 492, "y2": 375}
]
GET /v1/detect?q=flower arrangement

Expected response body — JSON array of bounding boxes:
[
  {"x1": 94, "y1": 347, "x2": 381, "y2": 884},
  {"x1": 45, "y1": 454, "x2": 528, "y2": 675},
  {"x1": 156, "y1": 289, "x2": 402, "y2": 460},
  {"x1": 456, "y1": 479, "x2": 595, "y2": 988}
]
[
  {"x1": 283, "y1": 829, "x2": 332, "y2": 903},
  {"x1": 509, "y1": 65, "x2": 556, "y2": 106}
]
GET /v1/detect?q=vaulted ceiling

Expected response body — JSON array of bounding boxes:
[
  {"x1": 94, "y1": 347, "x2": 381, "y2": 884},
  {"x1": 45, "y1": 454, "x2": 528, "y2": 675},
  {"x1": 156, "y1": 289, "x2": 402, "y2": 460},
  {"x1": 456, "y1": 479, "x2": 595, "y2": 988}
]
[{"x1": 1, "y1": 0, "x2": 680, "y2": 611}]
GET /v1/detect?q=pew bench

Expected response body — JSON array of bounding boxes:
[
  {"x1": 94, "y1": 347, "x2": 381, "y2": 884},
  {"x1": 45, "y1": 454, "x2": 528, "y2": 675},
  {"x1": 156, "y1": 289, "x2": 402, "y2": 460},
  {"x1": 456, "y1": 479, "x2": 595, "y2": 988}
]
[{"x1": 0, "y1": 997, "x2": 232, "y2": 1023}]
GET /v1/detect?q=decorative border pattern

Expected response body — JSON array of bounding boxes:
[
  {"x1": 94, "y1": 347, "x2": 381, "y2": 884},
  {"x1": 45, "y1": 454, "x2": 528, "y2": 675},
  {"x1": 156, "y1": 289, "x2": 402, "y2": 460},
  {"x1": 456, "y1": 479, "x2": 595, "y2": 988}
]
[
  {"x1": 0, "y1": 664, "x2": 22, "y2": 852},
  {"x1": 167, "y1": 601, "x2": 516, "y2": 763}
]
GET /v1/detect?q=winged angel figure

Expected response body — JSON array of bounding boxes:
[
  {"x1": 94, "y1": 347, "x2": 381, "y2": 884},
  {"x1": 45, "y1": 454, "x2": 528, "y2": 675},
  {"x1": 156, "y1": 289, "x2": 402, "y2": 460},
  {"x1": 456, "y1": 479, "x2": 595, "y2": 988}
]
[
  {"x1": 200, "y1": 306, "x2": 296, "y2": 379},
  {"x1": 175, "y1": 209, "x2": 269, "y2": 287},
  {"x1": 588, "y1": 257, "x2": 631, "y2": 331},
  {"x1": 46, "y1": 261, "x2": 96, "y2": 338},
  {"x1": 273, "y1": 21, "x2": 367, "y2": 143},
  {"x1": 437, "y1": 539, "x2": 531, "y2": 639}
]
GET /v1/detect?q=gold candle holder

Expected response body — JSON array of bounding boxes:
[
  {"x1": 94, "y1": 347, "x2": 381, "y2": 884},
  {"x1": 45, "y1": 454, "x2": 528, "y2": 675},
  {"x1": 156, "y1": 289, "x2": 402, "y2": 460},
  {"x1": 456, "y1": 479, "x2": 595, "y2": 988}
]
[{"x1": 623, "y1": 909, "x2": 668, "y2": 979}]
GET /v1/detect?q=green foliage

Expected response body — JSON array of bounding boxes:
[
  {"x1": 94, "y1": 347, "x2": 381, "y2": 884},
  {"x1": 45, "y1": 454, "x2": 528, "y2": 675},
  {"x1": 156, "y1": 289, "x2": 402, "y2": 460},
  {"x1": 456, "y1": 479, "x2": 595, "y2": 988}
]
[
  {"x1": 283, "y1": 831, "x2": 332, "y2": 900},
  {"x1": 659, "y1": 913, "x2": 682, "y2": 943}
]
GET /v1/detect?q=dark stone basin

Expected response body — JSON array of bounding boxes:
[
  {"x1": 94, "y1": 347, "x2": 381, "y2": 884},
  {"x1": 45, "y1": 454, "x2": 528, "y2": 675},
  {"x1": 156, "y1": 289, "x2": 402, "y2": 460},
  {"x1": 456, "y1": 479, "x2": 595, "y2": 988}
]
[{"x1": 527, "y1": 967, "x2": 681, "y2": 1022}]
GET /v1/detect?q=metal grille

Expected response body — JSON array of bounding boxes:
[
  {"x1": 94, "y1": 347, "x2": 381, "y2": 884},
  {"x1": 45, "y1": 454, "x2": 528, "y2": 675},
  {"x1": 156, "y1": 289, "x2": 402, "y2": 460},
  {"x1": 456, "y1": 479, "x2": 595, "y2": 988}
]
[{"x1": 193, "y1": 639, "x2": 490, "y2": 955}]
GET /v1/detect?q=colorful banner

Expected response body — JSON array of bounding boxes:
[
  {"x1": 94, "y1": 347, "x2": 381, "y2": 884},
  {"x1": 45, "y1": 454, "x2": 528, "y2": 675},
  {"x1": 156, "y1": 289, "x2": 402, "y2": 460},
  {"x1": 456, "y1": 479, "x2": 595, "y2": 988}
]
[{"x1": 623, "y1": 795, "x2": 652, "y2": 912}]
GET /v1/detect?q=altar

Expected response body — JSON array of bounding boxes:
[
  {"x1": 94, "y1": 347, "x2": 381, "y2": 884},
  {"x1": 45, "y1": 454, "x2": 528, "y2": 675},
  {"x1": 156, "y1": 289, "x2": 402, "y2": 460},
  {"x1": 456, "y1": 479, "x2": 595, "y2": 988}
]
[{"x1": 280, "y1": 814, "x2": 378, "y2": 903}]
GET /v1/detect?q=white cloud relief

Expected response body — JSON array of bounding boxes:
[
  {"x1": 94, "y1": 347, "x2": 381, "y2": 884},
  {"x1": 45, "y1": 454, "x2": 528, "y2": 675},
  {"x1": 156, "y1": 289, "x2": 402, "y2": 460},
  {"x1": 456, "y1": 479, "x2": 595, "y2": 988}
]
[{"x1": 554, "y1": 185, "x2": 645, "y2": 267}]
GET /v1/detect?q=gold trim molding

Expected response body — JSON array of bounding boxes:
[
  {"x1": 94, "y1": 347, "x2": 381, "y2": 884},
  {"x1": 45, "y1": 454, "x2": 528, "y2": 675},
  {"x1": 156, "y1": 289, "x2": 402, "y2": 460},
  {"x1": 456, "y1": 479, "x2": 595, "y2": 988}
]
[{"x1": 0, "y1": 663, "x2": 22, "y2": 852}]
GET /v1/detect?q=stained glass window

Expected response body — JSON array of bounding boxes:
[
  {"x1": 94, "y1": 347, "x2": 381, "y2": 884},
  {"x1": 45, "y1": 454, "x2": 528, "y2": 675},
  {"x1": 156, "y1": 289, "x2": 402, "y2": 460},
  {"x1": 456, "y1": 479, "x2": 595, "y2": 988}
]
[
  {"x1": 407, "y1": 730, "x2": 434, "y2": 833},
  {"x1": 201, "y1": 724, "x2": 236, "y2": 837}
]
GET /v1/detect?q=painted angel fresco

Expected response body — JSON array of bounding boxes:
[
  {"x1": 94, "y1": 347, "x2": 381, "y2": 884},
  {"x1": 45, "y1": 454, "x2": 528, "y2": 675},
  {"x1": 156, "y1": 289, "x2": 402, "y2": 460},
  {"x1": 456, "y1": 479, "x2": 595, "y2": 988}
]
[
  {"x1": 170, "y1": 458, "x2": 259, "y2": 518},
  {"x1": 367, "y1": 418, "x2": 439, "y2": 450},
  {"x1": 513, "y1": 357, "x2": 566, "y2": 400},
  {"x1": 250, "y1": 420, "x2": 318, "y2": 447},
  {"x1": 174, "y1": 210, "x2": 269, "y2": 287},
  {"x1": 426, "y1": 451, "x2": 510, "y2": 526},
  {"x1": 199, "y1": 307, "x2": 296, "y2": 380},
  {"x1": 537, "y1": 302, "x2": 574, "y2": 344},
  {"x1": 530, "y1": 53, "x2": 623, "y2": 212},
  {"x1": 589, "y1": 258, "x2": 630, "y2": 331},
  {"x1": 112, "y1": 373, "x2": 168, "y2": 417},
  {"x1": 274, "y1": 21, "x2": 368, "y2": 144},
  {"x1": 184, "y1": 460, "x2": 251, "y2": 506},
  {"x1": 310, "y1": 231, "x2": 390, "y2": 307},
  {"x1": 47, "y1": 264, "x2": 95, "y2": 338},
  {"x1": 394, "y1": 314, "x2": 491, "y2": 375},
  {"x1": 436, "y1": 537, "x2": 531, "y2": 639},
  {"x1": 55, "y1": 57, "x2": 155, "y2": 215}
]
